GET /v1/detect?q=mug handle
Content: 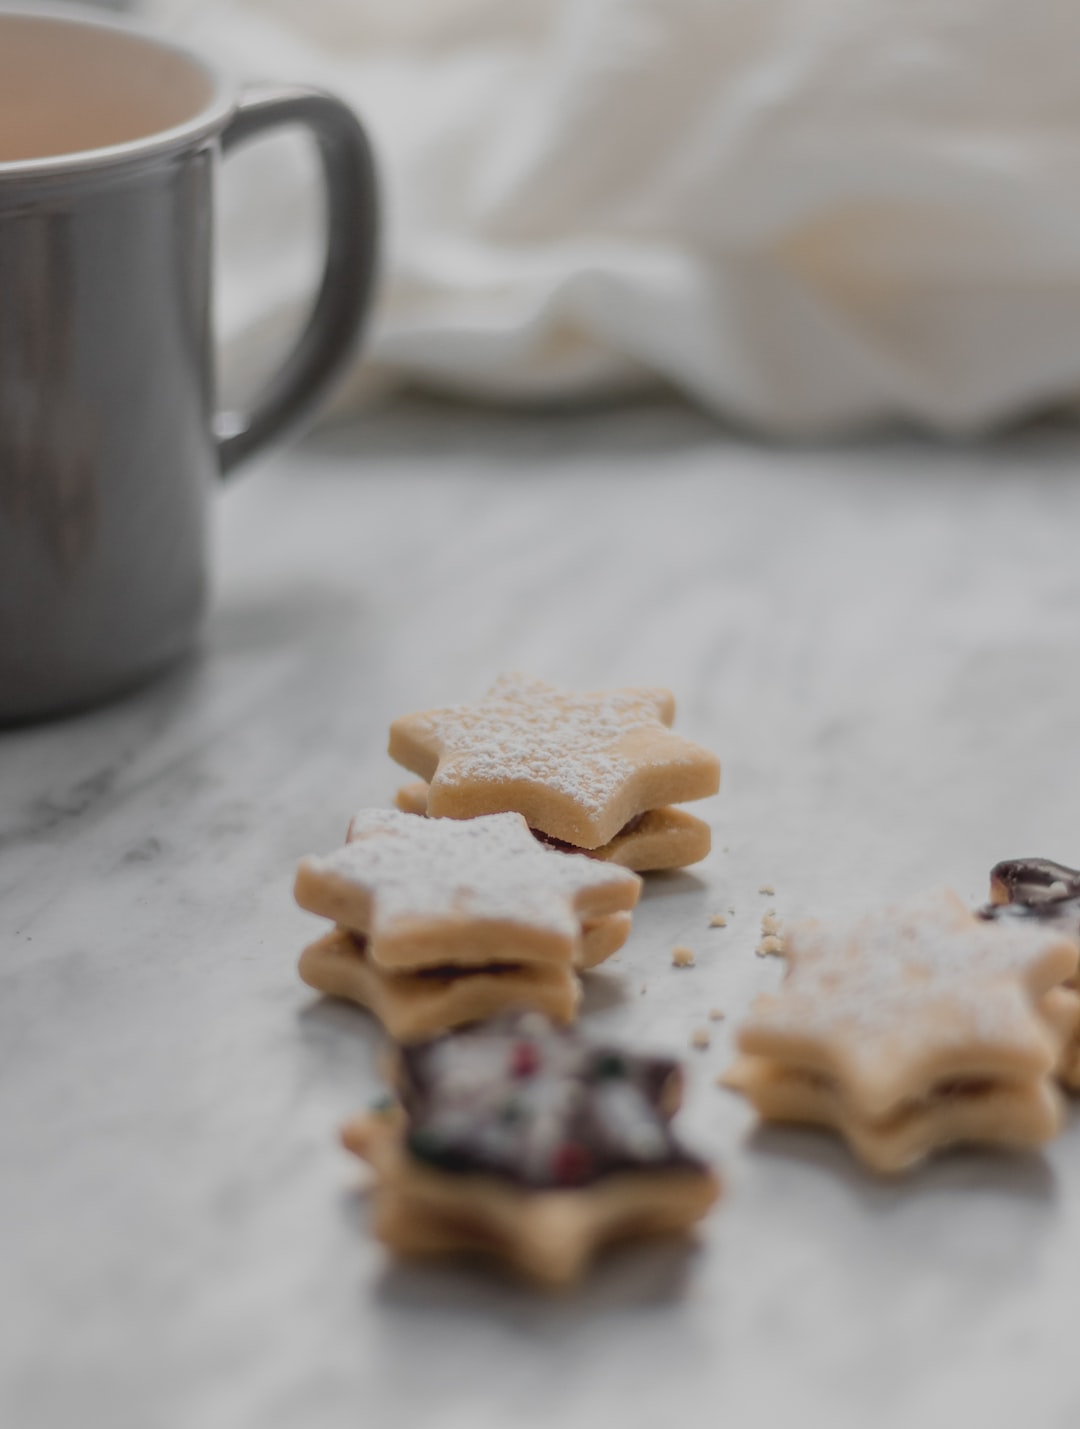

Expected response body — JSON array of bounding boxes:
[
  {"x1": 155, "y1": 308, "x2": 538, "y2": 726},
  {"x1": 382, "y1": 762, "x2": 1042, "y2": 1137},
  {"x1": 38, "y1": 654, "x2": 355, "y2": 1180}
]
[{"x1": 214, "y1": 85, "x2": 378, "y2": 476}]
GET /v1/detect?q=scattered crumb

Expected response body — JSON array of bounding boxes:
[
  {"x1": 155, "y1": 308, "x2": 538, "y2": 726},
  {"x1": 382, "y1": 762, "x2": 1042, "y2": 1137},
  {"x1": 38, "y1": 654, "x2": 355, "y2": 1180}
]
[
  {"x1": 761, "y1": 913, "x2": 782, "y2": 936},
  {"x1": 708, "y1": 1006, "x2": 725, "y2": 1021},
  {"x1": 709, "y1": 914, "x2": 728, "y2": 928},
  {"x1": 690, "y1": 1028, "x2": 711, "y2": 1050},
  {"x1": 758, "y1": 884, "x2": 775, "y2": 896},
  {"x1": 672, "y1": 946, "x2": 696, "y2": 968},
  {"x1": 756, "y1": 934, "x2": 784, "y2": 957}
]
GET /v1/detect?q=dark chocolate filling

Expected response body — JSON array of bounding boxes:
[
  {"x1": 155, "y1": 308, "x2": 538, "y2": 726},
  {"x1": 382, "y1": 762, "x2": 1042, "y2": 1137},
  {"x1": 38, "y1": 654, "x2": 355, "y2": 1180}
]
[
  {"x1": 398, "y1": 1011, "x2": 705, "y2": 1188},
  {"x1": 989, "y1": 857, "x2": 1080, "y2": 906},
  {"x1": 980, "y1": 857, "x2": 1080, "y2": 932}
]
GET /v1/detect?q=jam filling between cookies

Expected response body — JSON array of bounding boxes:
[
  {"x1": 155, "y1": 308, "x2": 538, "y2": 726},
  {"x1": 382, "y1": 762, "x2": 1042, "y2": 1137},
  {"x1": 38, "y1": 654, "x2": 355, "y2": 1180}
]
[
  {"x1": 780, "y1": 1065, "x2": 1011, "y2": 1129},
  {"x1": 336, "y1": 931, "x2": 558, "y2": 985},
  {"x1": 532, "y1": 811, "x2": 649, "y2": 857},
  {"x1": 397, "y1": 1012, "x2": 705, "y2": 1189},
  {"x1": 411, "y1": 962, "x2": 552, "y2": 985}
]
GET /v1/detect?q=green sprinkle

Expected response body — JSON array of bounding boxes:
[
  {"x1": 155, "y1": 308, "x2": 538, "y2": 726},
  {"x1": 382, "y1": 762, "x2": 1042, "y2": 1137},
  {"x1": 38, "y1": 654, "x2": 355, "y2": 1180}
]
[{"x1": 406, "y1": 1128, "x2": 443, "y2": 1161}]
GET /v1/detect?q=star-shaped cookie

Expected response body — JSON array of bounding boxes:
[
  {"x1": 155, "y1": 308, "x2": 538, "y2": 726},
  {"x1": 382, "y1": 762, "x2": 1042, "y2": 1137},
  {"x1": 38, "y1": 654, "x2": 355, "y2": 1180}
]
[
  {"x1": 1040, "y1": 984, "x2": 1080, "y2": 1089},
  {"x1": 294, "y1": 808, "x2": 642, "y2": 972},
  {"x1": 388, "y1": 672, "x2": 720, "y2": 849},
  {"x1": 392, "y1": 780, "x2": 712, "y2": 872},
  {"x1": 735, "y1": 888, "x2": 1078, "y2": 1120},
  {"x1": 342, "y1": 1013, "x2": 720, "y2": 1285},
  {"x1": 724, "y1": 1054, "x2": 1065, "y2": 1174},
  {"x1": 299, "y1": 929, "x2": 582, "y2": 1041},
  {"x1": 298, "y1": 911, "x2": 629, "y2": 1042}
]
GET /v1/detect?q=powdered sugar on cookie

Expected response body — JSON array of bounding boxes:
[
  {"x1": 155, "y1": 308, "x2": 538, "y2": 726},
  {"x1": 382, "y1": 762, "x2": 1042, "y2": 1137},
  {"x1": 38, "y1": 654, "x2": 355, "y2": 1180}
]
[
  {"x1": 738, "y1": 888, "x2": 1078, "y2": 1115},
  {"x1": 388, "y1": 673, "x2": 720, "y2": 848},
  {"x1": 407, "y1": 674, "x2": 675, "y2": 814},
  {"x1": 301, "y1": 808, "x2": 641, "y2": 939}
]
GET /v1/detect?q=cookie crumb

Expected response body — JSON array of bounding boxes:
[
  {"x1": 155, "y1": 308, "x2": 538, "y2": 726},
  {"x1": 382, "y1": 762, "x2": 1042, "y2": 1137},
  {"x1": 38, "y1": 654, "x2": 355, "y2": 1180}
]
[
  {"x1": 758, "y1": 884, "x2": 775, "y2": 896},
  {"x1": 761, "y1": 913, "x2": 782, "y2": 936},
  {"x1": 690, "y1": 1028, "x2": 710, "y2": 1050},
  {"x1": 709, "y1": 914, "x2": 727, "y2": 928},
  {"x1": 708, "y1": 1006, "x2": 725, "y2": 1021},
  {"x1": 672, "y1": 946, "x2": 696, "y2": 968},
  {"x1": 756, "y1": 934, "x2": 784, "y2": 957}
]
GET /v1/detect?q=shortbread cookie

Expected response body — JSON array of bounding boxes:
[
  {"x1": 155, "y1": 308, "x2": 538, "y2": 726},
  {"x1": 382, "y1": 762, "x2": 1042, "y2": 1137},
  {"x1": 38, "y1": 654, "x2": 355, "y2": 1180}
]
[
  {"x1": 299, "y1": 929, "x2": 581, "y2": 1041},
  {"x1": 724, "y1": 1054, "x2": 1064, "y2": 1175},
  {"x1": 736, "y1": 888, "x2": 1077, "y2": 1121},
  {"x1": 342, "y1": 1012, "x2": 720, "y2": 1285},
  {"x1": 726, "y1": 889, "x2": 1078, "y2": 1170},
  {"x1": 388, "y1": 673, "x2": 720, "y2": 851},
  {"x1": 393, "y1": 781, "x2": 431, "y2": 817},
  {"x1": 295, "y1": 809, "x2": 641, "y2": 973},
  {"x1": 579, "y1": 911, "x2": 632, "y2": 968},
  {"x1": 1038, "y1": 985, "x2": 1080, "y2": 1047},
  {"x1": 1040, "y1": 985, "x2": 1080, "y2": 1089},
  {"x1": 393, "y1": 782, "x2": 711, "y2": 873},
  {"x1": 727, "y1": 984, "x2": 1080, "y2": 1153}
]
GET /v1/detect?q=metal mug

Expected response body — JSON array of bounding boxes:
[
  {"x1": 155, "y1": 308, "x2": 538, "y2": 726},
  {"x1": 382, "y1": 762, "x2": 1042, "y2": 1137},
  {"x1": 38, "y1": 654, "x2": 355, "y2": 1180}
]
[{"x1": 0, "y1": 4, "x2": 378, "y2": 723}]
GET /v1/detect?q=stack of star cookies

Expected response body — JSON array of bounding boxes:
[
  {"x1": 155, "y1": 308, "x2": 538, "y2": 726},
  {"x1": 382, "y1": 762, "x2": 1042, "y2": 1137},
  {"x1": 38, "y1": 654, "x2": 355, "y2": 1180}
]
[
  {"x1": 343, "y1": 1011, "x2": 721, "y2": 1285},
  {"x1": 388, "y1": 672, "x2": 721, "y2": 872},
  {"x1": 294, "y1": 809, "x2": 641, "y2": 1042},
  {"x1": 726, "y1": 888, "x2": 1079, "y2": 1173}
]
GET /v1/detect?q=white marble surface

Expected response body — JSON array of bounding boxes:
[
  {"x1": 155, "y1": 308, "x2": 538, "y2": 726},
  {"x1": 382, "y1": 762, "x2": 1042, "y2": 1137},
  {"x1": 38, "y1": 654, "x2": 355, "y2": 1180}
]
[{"x1": 6, "y1": 400, "x2": 1080, "y2": 1429}]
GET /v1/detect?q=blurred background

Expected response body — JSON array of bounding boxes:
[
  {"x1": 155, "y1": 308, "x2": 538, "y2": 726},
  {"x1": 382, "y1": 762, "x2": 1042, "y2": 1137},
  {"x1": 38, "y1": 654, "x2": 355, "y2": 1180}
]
[{"x1": 75, "y1": 0, "x2": 1080, "y2": 440}]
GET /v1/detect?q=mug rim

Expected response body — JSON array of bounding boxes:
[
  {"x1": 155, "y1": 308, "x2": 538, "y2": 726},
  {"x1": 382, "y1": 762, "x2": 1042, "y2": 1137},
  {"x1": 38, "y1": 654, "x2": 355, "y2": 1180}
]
[{"x1": 0, "y1": 1, "x2": 235, "y2": 180}]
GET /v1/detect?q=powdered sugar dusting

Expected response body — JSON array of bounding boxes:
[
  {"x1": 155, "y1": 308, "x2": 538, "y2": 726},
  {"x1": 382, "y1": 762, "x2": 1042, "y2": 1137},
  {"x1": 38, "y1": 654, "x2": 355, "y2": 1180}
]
[
  {"x1": 313, "y1": 808, "x2": 640, "y2": 936},
  {"x1": 420, "y1": 673, "x2": 675, "y2": 815},
  {"x1": 746, "y1": 888, "x2": 1077, "y2": 1068}
]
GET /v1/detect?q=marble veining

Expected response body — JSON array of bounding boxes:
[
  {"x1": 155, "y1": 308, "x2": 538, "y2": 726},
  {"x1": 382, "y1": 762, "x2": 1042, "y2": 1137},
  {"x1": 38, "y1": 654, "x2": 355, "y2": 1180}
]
[{"x1": 5, "y1": 401, "x2": 1080, "y2": 1428}]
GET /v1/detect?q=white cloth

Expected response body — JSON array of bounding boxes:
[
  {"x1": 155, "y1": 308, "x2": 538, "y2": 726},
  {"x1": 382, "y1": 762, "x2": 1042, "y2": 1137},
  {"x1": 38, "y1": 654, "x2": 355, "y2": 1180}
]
[{"x1": 145, "y1": 0, "x2": 1080, "y2": 435}]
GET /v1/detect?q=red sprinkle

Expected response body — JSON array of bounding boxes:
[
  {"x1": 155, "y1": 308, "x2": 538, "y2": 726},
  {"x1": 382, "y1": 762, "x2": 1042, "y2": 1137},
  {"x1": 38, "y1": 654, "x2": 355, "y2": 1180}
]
[
  {"x1": 552, "y1": 1142, "x2": 591, "y2": 1185},
  {"x1": 510, "y1": 1040, "x2": 540, "y2": 1078}
]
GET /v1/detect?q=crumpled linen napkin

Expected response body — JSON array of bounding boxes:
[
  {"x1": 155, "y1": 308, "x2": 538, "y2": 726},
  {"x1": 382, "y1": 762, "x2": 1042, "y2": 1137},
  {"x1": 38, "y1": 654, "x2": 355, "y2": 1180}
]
[{"x1": 143, "y1": 0, "x2": 1080, "y2": 435}]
